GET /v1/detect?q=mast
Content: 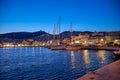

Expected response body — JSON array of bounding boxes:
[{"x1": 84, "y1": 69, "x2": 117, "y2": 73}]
[
  {"x1": 53, "y1": 24, "x2": 56, "y2": 41},
  {"x1": 58, "y1": 16, "x2": 60, "y2": 40},
  {"x1": 57, "y1": 23, "x2": 59, "y2": 40},
  {"x1": 70, "y1": 22, "x2": 72, "y2": 39},
  {"x1": 48, "y1": 30, "x2": 50, "y2": 41}
]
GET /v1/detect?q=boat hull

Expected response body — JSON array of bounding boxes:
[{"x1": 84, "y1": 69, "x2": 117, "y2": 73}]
[{"x1": 65, "y1": 46, "x2": 81, "y2": 50}]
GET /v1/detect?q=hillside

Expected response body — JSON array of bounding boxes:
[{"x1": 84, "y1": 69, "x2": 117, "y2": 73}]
[{"x1": 0, "y1": 30, "x2": 119, "y2": 42}]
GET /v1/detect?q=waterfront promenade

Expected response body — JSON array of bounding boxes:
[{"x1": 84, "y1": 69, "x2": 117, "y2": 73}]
[
  {"x1": 77, "y1": 60, "x2": 120, "y2": 80},
  {"x1": 0, "y1": 45, "x2": 120, "y2": 51},
  {"x1": 81, "y1": 46, "x2": 120, "y2": 51}
]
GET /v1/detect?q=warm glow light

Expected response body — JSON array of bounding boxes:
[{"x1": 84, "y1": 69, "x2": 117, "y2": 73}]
[
  {"x1": 84, "y1": 41, "x2": 87, "y2": 44},
  {"x1": 18, "y1": 44, "x2": 21, "y2": 46},
  {"x1": 83, "y1": 50, "x2": 90, "y2": 67},
  {"x1": 71, "y1": 51, "x2": 75, "y2": 69},
  {"x1": 97, "y1": 50, "x2": 106, "y2": 64},
  {"x1": 115, "y1": 40, "x2": 118, "y2": 41},
  {"x1": 35, "y1": 45, "x2": 38, "y2": 46},
  {"x1": 71, "y1": 41, "x2": 74, "y2": 44},
  {"x1": 4, "y1": 44, "x2": 14, "y2": 47},
  {"x1": 42, "y1": 43, "x2": 45, "y2": 46},
  {"x1": 5, "y1": 44, "x2": 10, "y2": 47},
  {"x1": 18, "y1": 44, "x2": 23, "y2": 46},
  {"x1": 114, "y1": 40, "x2": 118, "y2": 42},
  {"x1": 100, "y1": 39, "x2": 104, "y2": 42},
  {"x1": 75, "y1": 41, "x2": 79, "y2": 43},
  {"x1": 50, "y1": 41, "x2": 52, "y2": 44}
]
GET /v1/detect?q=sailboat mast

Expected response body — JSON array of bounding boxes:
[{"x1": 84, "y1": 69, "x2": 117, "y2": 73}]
[
  {"x1": 70, "y1": 22, "x2": 72, "y2": 39},
  {"x1": 48, "y1": 30, "x2": 49, "y2": 41},
  {"x1": 53, "y1": 24, "x2": 56, "y2": 41},
  {"x1": 58, "y1": 16, "x2": 60, "y2": 40}
]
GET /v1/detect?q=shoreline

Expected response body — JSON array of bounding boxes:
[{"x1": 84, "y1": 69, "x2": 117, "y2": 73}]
[{"x1": 0, "y1": 46, "x2": 119, "y2": 51}]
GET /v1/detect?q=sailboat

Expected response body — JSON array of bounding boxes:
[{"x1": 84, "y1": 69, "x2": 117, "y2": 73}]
[{"x1": 50, "y1": 16, "x2": 66, "y2": 50}]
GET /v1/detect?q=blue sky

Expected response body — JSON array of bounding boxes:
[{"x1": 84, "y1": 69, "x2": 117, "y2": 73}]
[{"x1": 0, "y1": 0, "x2": 120, "y2": 34}]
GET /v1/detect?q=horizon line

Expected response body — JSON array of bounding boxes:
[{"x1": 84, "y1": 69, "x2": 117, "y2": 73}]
[{"x1": 0, "y1": 30, "x2": 120, "y2": 34}]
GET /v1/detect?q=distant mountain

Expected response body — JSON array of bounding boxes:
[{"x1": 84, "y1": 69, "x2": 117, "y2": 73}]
[
  {"x1": 0, "y1": 30, "x2": 119, "y2": 42},
  {"x1": 0, "y1": 31, "x2": 47, "y2": 39}
]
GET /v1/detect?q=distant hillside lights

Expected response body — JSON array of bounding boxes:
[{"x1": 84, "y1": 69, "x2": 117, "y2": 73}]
[
  {"x1": 64, "y1": 32, "x2": 120, "y2": 47},
  {"x1": 21, "y1": 39, "x2": 43, "y2": 46},
  {"x1": 0, "y1": 31, "x2": 120, "y2": 48},
  {"x1": 2, "y1": 42, "x2": 12, "y2": 47},
  {"x1": 0, "y1": 39, "x2": 43, "y2": 47},
  {"x1": 4, "y1": 44, "x2": 14, "y2": 47}
]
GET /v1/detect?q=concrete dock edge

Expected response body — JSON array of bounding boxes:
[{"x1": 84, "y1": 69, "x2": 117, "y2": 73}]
[{"x1": 76, "y1": 60, "x2": 120, "y2": 80}]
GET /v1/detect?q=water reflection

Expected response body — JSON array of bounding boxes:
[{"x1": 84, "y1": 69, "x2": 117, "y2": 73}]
[
  {"x1": 97, "y1": 50, "x2": 106, "y2": 64},
  {"x1": 70, "y1": 51, "x2": 75, "y2": 69},
  {"x1": 0, "y1": 47, "x2": 114, "y2": 80},
  {"x1": 25, "y1": 47, "x2": 28, "y2": 56},
  {"x1": 32, "y1": 47, "x2": 35, "y2": 56},
  {"x1": 83, "y1": 50, "x2": 90, "y2": 68},
  {"x1": 39, "y1": 47, "x2": 42, "y2": 54}
]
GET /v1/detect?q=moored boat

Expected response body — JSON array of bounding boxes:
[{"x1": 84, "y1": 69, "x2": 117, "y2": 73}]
[
  {"x1": 113, "y1": 49, "x2": 120, "y2": 57},
  {"x1": 51, "y1": 45, "x2": 65, "y2": 50},
  {"x1": 66, "y1": 46, "x2": 81, "y2": 50}
]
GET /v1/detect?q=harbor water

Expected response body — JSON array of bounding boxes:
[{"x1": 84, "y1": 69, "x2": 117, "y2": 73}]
[{"x1": 0, "y1": 47, "x2": 115, "y2": 80}]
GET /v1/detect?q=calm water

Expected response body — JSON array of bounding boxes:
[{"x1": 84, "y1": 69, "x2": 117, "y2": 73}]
[{"x1": 0, "y1": 47, "x2": 115, "y2": 80}]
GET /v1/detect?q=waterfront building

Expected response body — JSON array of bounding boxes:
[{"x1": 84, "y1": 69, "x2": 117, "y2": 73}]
[
  {"x1": 32, "y1": 41, "x2": 42, "y2": 46},
  {"x1": 105, "y1": 32, "x2": 120, "y2": 46},
  {"x1": 62, "y1": 38, "x2": 71, "y2": 45},
  {"x1": 0, "y1": 43, "x2": 3, "y2": 47},
  {"x1": 2, "y1": 42, "x2": 14, "y2": 47},
  {"x1": 22, "y1": 40, "x2": 30, "y2": 46},
  {"x1": 71, "y1": 33, "x2": 90, "y2": 45}
]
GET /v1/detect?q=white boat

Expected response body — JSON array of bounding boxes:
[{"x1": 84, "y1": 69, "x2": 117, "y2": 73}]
[{"x1": 113, "y1": 49, "x2": 120, "y2": 57}]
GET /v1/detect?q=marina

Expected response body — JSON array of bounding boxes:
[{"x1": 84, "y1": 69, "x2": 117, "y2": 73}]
[{"x1": 0, "y1": 0, "x2": 120, "y2": 79}]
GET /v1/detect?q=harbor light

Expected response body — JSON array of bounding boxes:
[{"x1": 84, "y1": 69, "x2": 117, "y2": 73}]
[
  {"x1": 18, "y1": 44, "x2": 21, "y2": 47},
  {"x1": 114, "y1": 39, "x2": 118, "y2": 43},
  {"x1": 42, "y1": 43, "x2": 45, "y2": 46},
  {"x1": 50, "y1": 41, "x2": 52, "y2": 44},
  {"x1": 4, "y1": 44, "x2": 14, "y2": 47},
  {"x1": 84, "y1": 41, "x2": 87, "y2": 44},
  {"x1": 75, "y1": 41, "x2": 80, "y2": 44},
  {"x1": 100, "y1": 38, "x2": 104, "y2": 42},
  {"x1": 5, "y1": 44, "x2": 10, "y2": 47},
  {"x1": 114, "y1": 39, "x2": 119, "y2": 45}
]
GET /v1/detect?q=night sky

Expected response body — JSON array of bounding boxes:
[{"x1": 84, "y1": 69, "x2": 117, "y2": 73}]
[{"x1": 0, "y1": 0, "x2": 120, "y2": 34}]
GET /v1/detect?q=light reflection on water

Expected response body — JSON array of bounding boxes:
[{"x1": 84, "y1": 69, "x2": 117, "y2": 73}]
[
  {"x1": 97, "y1": 50, "x2": 107, "y2": 64},
  {"x1": 70, "y1": 51, "x2": 75, "y2": 69},
  {"x1": 0, "y1": 47, "x2": 114, "y2": 80},
  {"x1": 83, "y1": 50, "x2": 90, "y2": 68}
]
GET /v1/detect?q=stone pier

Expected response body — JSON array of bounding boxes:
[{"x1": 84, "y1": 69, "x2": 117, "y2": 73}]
[{"x1": 77, "y1": 60, "x2": 120, "y2": 80}]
